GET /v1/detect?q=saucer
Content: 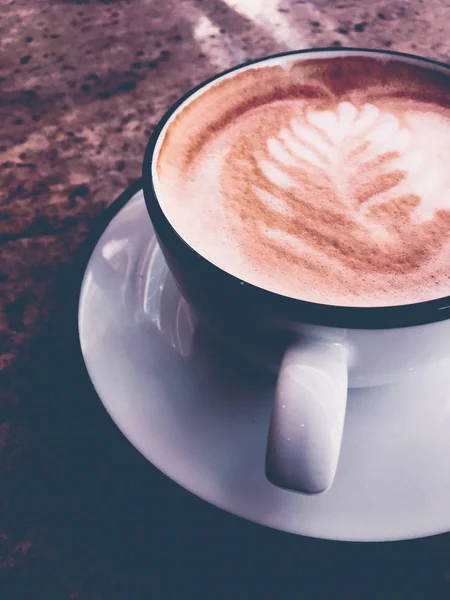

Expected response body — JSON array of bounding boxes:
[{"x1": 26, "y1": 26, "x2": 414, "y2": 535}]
[{"x1": 78, "y1": 183, "x2": 450, "y2": 542}]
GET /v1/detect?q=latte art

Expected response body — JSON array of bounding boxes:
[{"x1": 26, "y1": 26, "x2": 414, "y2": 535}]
[
  {"x1": 228, "y1": 101, "x2": 450, "y2": 274},
  {"x1": 260, "y1": 102, "x2": 447, "y2": 227},
  {"x1": 155, "y1": 55, "x2": 450, "y2": 306}
]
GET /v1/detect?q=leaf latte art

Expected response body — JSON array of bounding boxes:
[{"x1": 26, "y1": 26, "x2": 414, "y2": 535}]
[
  {"x1": 156, "y1": 55, "x2": 450, "y2": 306},
  {"x1": 225, "y1": 101, "x2": 450, "y2": 275}
]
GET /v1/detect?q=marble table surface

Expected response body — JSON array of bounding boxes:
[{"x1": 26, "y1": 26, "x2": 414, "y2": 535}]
[{"x1": 1, "y1": 0, "x2": 450, "y2": 597}]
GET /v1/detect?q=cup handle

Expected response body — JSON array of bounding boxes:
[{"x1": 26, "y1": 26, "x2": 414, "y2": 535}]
[{"x1": 265, "y1": 339, "x2": 348, "y2": 494}]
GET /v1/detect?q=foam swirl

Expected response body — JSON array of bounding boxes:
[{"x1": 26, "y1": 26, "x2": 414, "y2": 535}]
[
  {"x1": 228, "y1": 101, "x2": 450, "y2": 272},
  {"x1": 156, "y1": 55, "x2": 450, "y2": 306}
]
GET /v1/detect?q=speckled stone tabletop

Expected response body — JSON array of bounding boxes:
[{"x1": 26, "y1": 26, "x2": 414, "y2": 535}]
[{"x1": 1, "y1": 1, "x2": 450, "y2": 598}]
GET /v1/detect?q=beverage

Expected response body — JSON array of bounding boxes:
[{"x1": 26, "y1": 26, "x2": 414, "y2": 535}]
[{"x1": 153, "y1": 53, "x2": 450, "y2": 307}]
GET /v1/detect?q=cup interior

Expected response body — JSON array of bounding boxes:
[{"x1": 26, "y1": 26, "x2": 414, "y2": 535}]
[{"x1": 143, "y1": 48, "x2": 450, "y2": 329}]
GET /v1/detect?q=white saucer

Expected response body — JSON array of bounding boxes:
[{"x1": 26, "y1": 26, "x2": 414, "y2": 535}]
[{"x1": 78, "y1": 185, "x2": 450, "y2": 542}]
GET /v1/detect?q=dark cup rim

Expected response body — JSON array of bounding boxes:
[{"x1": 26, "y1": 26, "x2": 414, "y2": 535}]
[{"x1": 143, "y1": 47, "x2": 450, "y2": 330}]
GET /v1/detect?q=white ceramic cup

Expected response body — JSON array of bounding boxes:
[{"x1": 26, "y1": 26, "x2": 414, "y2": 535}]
[{"x1": 143, "y1": 48, "x2": 450, "y2": 495}]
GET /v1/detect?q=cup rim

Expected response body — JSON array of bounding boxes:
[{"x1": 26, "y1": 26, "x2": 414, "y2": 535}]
[{"x1": 142, "y1": 47, "x2": 450, "y2": 330}]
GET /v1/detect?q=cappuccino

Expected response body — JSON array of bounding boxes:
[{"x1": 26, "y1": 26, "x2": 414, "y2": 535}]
[{"x1": 154, "y1": 53, "x2": 450, "y2": 307}]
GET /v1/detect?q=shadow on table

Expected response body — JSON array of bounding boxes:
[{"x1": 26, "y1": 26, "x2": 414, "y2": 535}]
[{"x1": 2, "y1": 186, "x2": 450, "y2": 600}]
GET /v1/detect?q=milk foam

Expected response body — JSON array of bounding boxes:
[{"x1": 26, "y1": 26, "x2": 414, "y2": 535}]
[
  {"x1": 154, "y1": 54, "x2": 450, "y2": 307},
  {"x1": 261, "y1": 102, "x2": 450, "y2": 224}
]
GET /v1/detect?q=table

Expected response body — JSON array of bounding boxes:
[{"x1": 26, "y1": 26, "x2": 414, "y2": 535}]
[{"x1": 2, "y1": 1, "x2": 450, "y2": 597}]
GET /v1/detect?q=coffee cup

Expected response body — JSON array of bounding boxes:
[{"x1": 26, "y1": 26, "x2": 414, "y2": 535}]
[{"x1": 143, "y1": 48, "x2": 450, "y2": 494}]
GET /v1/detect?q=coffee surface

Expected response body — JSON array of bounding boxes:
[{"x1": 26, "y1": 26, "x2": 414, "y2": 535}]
[{"x1": 155, "y1": 54, "x2": 450, "y2": 307}]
